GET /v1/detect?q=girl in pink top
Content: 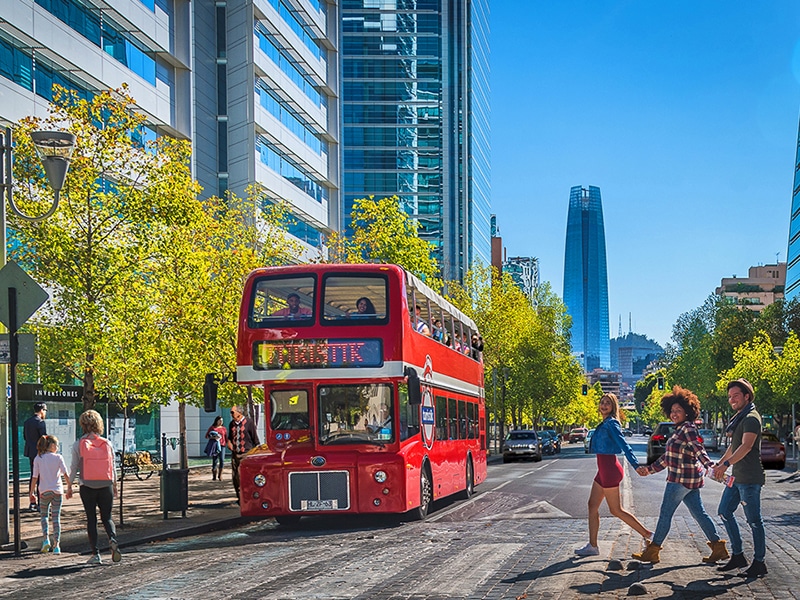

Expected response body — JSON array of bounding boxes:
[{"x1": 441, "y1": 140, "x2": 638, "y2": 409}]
[
  {"x1": 206, "y1": 416, "x2": 228, "y2": 481},
  {"x1": 29, "y1": 435, "x2": 71, "y2": 554}
]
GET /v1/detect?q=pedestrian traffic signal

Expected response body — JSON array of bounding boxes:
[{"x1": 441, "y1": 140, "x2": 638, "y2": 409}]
[
  {"x1": 581, "y1": 384, "x2": 588, "y2": 395},
  {"x1": 203, "y1": 373, "x2": 218, "y2": 412},
  {"x1": 657, "y1": 377, "x2": 664, "y2": 390}
]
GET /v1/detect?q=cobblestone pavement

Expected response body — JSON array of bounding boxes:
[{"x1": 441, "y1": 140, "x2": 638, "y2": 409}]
[{"x1": 0, "y1": 465, "x2": 797, "y2": 599}]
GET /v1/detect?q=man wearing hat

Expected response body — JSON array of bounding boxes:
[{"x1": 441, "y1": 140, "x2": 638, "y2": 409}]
[{"x1": 712, "y1": 379, "x2": 767, "y2": 578}]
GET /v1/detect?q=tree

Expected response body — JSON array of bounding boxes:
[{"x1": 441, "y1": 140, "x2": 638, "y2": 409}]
[
  {"x1": 11, "y1": 86, "x2": 200, "y2": 410},
  {"x1": 323, "y1": 196, "x2": 441, "y2": 289}
]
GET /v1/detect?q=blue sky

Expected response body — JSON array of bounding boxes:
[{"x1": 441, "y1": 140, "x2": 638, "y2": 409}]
[{"x1": 490, "y1": 2, "x2": 800, "y2": 347}]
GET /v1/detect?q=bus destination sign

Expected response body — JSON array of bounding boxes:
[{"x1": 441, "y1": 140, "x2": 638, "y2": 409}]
[{"x1": 253, "y1": 339, "x2": 383, "y2": 370}]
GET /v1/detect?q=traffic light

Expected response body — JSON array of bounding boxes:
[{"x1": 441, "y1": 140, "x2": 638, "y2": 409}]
[
  {"x1": 581, "y1": 384, "x2": 588, "y2": 396},
  {"x1": 640, "y1": 402, "x2": 645, "y2": 411},
  {"x1": 657, "y1": 377, "x2": 664, "y2": 390},
  {"x1": 203, "y1": 373, "x2": 218, "y2": 412}
]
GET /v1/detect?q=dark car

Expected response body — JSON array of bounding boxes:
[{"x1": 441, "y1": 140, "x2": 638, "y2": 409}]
[
  {"x1": 502, "y1": 430, "x2": 543, "y2": 463},
  {"x1": 584, "y1": 428, "x2": 596, "y2": 454},
  {"x1": 760, "y1": 431, "x2": 786, "y2": 469},
  {"x1": 621, "y1": 428, "x2": 633, "y2": 437},
  {"x1": 539, "y1": 430, "x2": 561, "y2": 455},
  {"x1": 643, "y1": 426, "x2": 654, "y2": 436},
  {"x1": 646, "y1": 422, "x2": 676, "y2": 465}
]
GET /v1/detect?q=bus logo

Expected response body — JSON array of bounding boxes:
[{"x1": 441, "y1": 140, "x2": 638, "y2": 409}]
[{"x1": 421, "y1": 355, "x2": 435, "y2": 450}]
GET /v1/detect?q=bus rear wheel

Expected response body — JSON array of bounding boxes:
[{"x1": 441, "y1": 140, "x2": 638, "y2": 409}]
[{"x1": 459, "y1": 457, "x2": 474, "y2": 500}]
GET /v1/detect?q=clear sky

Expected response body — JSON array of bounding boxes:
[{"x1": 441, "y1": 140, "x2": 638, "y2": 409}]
[{"x1": 490, "y1": 2, "x2": 800, "y2": 348}]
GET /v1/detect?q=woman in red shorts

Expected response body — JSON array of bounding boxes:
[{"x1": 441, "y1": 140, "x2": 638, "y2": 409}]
[{"x1": 575, "y1": 393, "x2": 653, "y2": 557}]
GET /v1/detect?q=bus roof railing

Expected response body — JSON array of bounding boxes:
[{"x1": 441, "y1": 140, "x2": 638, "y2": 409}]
[{"x1": 404, "y1": 270, "x2": 478, "y2": 332}]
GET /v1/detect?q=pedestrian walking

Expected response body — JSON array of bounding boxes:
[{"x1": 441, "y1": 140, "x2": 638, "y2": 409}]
[
  {"x1": 29, "y1": 435, "x2": 71, "y2": 555},
  {"x1": 205, "y1": 416, "x2": 228, "y2": 481},
  {"x1": 227, "y1": 405, "x2": 260, "y2": 502},
  {"x1": 712, "y1": 378, "x2": 767, "y2": 578},
  {"x1": 68, "y1": 409, "x2": 121, "y2": 565},
  {"x1": 575, "y1": 393, "x2": 653, "y2": 557},
  {"x1": 23, "y1": 402, "x2": 47, "y2": 511},
  {"x1": 633, "y1": 386, "x2": 728, "y2": 564}
]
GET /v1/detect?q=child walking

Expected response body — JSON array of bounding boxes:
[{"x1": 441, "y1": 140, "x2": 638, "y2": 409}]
[{"x1": 29, "y1": 435, "x2": 72, "y2": 554}]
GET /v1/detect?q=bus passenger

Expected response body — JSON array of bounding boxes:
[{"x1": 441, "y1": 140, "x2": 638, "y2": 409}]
[
  {"x1": 471, "y1": 334, "x2": 484, "y2": 361},
  {"x1": 271, "y1": 293, "x2": 311, "y2": 319},
  {"x1": 461, "y1": 333, "x2": 472, "y2": 355},
  {"x1": 413, "y1": 305, "x2": 431, "y2": 336},
  {"x1": 432, "y1": 319, "x2": 444, "y2": 342},
  {"x1": 353, "y1": 297, "x2": 376, "y2": 316}
]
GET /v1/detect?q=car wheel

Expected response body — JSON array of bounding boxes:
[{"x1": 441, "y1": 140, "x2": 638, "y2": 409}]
[
  {"x1": 533, "y1": 453, "x2": 542, "y2": 462},
  {"x1": 502, "y1": 456, "x2": 510, "y2": 463}
]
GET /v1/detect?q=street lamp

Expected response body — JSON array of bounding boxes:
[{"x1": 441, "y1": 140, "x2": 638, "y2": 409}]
[{"x1": 0, "y1": 126, "x2": 75, "y2": 555}]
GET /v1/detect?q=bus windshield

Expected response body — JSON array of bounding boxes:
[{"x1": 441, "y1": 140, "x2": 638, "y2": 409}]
[{"x1": 318, "y1": 384, "x2": 393, "y2": 446}]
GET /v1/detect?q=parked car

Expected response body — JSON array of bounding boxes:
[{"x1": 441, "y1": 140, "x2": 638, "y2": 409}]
[
  {"x1": 646, "y1": 422, "x2": 677, "y2": 465},
  {"x1": 643, "y1": 426, "x2": 654, "y2": 436},
  {"x1": 760, "y1": 431, "x2": 786, "y2": 469},
  {"x1": 697, "y1": 428, "x2": 718, "y2": 452},
  {"x1": 569, "y1": 427, "x2": 588, "y2": 443},
  {"x1": 502, "y1": 430, "x2": 543, "y2": 463},
  {"x1": 539, "y1": 430, "x2": 561, "y2": 454},
  {"x1": 584, "y1": 428, "x2": 596, "y2": 454},
  {"x1": 621, "y1": 428, "x2": 633, "y2": 437}
]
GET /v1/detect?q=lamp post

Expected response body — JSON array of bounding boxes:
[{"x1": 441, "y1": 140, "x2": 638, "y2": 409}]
[{"x1": 0, "y1": 126, "x2": 75, "y2": 555}]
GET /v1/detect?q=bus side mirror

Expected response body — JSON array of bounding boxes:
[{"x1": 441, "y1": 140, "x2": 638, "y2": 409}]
[
  {"x1": 405, "y1": 367, "x2": 421, "y2": 405},
  {"x1": 203, "y1": 373, "x2": 218, "y2": 412}
]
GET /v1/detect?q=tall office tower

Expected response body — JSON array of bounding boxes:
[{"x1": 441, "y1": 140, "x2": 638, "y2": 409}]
[
  {"x1": 563, "y1": 185, "x2": 611, "y2": 371},
  {"x1": 504, "y1": 256, "x2": 539, "y2": 302},
  {"x1": 786, "y1": 116, "x2": 800, "y2": 301},
  {"x1": 204, "y1": 0, "x2": 341, "y2": 252},
  {"x1": 341, "y1": 0, "x2": 491, "y2": 281}
]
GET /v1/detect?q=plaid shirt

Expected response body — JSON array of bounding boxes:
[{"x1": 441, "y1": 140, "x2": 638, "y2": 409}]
[{"x1": 646, "y1": 421, "x2": 713, "y2": 488}]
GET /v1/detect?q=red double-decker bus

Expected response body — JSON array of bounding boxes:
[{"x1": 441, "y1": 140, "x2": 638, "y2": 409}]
[{"x1": 235, "y1": 263, "x2": 486, "y2": 523}]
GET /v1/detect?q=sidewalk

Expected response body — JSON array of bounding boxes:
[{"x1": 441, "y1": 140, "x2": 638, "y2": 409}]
[{"x1": 1, "y1": 464, "x2": 249, "y2": 558}]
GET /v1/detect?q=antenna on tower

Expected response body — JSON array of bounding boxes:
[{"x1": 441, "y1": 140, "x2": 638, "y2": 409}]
[
  {"x1": 618, "y1": 314, "x2": 622, "y2": 338},
  {"x1": 629, "y1": 312, "x2": 632, "y2": 335}
]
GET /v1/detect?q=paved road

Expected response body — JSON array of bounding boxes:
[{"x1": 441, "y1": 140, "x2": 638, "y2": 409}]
[{"x1": 1, "y1": 439, "x2": 798, "y2": 599}]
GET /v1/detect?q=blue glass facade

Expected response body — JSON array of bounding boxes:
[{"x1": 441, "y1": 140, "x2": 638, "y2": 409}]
[
  {"x1": 341, "y1": 0, "x2": 490, "y2": 281},
  {"x1": 563, "y1": 186, "x2": 611, "y2": 371},
  {"x1": 786, "y1": 117, "x2": 800, "y2": 301}
]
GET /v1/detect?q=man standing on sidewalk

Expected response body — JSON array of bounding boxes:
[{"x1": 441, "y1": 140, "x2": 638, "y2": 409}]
[
  {"x1": 712, "y1": 379, "x2": 767, "y2": 578},
  {"x1": 227, "y1": 405, "x2": 260, "y2": 503},
  {"x1": 23, "y1": 402, "x2": 47, "y2": 511}
]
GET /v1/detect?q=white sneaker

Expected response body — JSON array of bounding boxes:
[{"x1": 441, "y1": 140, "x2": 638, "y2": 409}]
[
  {"x1": 87, "y1": 554, "x2": 102, "y2": 565},
  {"x1": 575, "y1": 543, "x2": 600, "y2": 557}
]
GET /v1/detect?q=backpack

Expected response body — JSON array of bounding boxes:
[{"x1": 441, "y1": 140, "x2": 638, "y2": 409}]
[{"x1": 79, "y1": 434, "x2": 114, "y2": 482}]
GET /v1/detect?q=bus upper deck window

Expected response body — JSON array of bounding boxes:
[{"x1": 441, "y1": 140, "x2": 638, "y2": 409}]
[
  {"x1": 322, "y1": 275, "x2": 388, "y2": 324},
  {"x1": 249, "y1": 276, "x2": 315, "y2": 327}
]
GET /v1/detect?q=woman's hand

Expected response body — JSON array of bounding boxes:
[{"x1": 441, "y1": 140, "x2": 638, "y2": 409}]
[{"x1": 636, "y1": 466, "x2": 649, "y2": 476}]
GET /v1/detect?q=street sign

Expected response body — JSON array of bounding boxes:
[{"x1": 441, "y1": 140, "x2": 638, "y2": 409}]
[
  {"x1": 0, "y1": 261, "x2": 49, "y2": 330},
  {"x1": 0, "y1": 334, "x2": 36, "y2": 364}
]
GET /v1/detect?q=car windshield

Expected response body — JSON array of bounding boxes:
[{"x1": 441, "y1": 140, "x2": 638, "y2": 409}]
[
  {"x1": 507, "y1": 432, "x2": 536, "y2": 440},
  {"x1": 318, "y1": 384, "x2": 393, "y2": 446}
]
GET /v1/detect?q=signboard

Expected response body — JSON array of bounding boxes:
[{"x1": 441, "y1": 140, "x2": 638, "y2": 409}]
[
  {"x1": 0, "y1": 334, "x2": 36, "y2": 364},
  {"x1": 253, "y1": 339, "x2": 383, "y2": 369},
  {"x1": 0, "y1": 260, "x2": 49, "y2": 329}
]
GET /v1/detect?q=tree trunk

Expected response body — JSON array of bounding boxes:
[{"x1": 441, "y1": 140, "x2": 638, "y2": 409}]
[
  {"x1": 178, "y1": 401, "x2": 188, "y2": 469},
  {"x1": 83, "y1": 361, "x2": 96, "y2": 410}
]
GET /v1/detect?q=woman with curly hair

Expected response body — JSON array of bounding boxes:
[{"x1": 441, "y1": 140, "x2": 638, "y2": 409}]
[{"x1": 633, "y1": 386, "x2": 728, "y2": 565}]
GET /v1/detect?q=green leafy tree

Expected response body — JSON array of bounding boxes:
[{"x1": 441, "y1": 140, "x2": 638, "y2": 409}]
[{"x1": 11, "y1": 86, "x2": 200, "y2": 409}]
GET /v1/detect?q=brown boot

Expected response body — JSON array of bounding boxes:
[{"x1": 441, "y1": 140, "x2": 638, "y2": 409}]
[
  {"x1": 217, "y1": 467, "x2": 223, "y2": 480},
  {"x1": 702, "y1": 540, "x2": 729, "y2": 564},
  {"x1": 632, "y1": 542, "x2": 661, "y2": 563}
]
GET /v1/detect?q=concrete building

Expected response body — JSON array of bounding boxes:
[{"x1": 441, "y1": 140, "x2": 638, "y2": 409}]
[
  {"x1": 610, "y1": 332, "x2": 663, "y2": 386},
  {"x1": 715, "y1": 262, "x2": 786, "y2": 312},
  {"x1": 586, "y1": 369, "x2": 621, "y2": 399}
]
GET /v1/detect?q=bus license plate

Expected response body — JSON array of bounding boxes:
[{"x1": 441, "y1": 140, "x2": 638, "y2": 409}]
[{"x1": 302, "y1": 499, "x2": 338, "y2": 511}]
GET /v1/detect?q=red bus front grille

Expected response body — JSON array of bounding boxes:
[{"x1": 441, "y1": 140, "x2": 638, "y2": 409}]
[{"x1": 288, "y1": 470, "x2": 350, "y2": 511}]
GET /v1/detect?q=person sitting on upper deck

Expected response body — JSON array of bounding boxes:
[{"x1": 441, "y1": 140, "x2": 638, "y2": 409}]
[
  {"x1": 413, "y1": 305, "x2": 431, "y2": 336},
  {"x1": 271, "y1": 293, "x2": 312, "y2": 319},
  {"x1": 350, "y1": 296, "x2": 376, "y2": 317},
  {"x1": 471, "y1": 333, "x2": 484, "y2": 361},
  {"x1": 432, "y1": 319, "x2": 444, "y2": 343}
]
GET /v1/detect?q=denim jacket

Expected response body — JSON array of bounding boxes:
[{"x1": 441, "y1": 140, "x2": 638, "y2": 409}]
[{"x1": 589, "y1": 417, "x2": 640, "y2": 468}]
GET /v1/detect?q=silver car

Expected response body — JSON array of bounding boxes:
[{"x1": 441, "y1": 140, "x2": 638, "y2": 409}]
[
  {"x1": 697, "y1": 428, "x2": 718, "y2": 452},
  {"x1": 584, "y1": 428, "x2": 595, "y2": 454},
  {"x1": 502, "y1": 430, "x2": 543, "y2": 463}
]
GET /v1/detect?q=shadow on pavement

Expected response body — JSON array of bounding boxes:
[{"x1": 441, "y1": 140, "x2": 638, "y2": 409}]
[{"x1": 500, "y1": 557, "x2": 577, "y2": 583}]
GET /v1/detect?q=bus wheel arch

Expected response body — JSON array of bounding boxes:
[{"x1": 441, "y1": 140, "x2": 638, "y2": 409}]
[{"x1": 409, "y1": 459, "x2": 433, "y2": 521}]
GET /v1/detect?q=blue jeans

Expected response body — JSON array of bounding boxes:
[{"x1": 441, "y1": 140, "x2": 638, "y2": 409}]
[
  {"x1": 652, "y1": 482, "x2": 720, "y2": 546},
  {"x1": 212, "y1": 446, "x2": 226, "y2": 471},
  {"x1": 718, "y1": 483, "x2": 765, "y2": 561}
]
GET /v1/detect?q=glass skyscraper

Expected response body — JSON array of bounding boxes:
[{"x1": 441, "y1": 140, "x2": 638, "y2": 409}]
[
  {"x1": 563, "y1": 185, "x2": 611, "y2": 371},
  {"x1": 341, "y1": 0, "x2": 491, "y2": 281},
  {"x1": 786, "y1": 116, "x2": 800, "y2": 301}
]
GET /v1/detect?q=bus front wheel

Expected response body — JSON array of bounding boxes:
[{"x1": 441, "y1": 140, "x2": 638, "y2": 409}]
[{"x1": 410, "y1": 468, "x2": 432, "y2": 521}]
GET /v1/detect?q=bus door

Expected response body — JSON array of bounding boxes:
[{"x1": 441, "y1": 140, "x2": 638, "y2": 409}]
[{"x1": 268, "y1": 386, "x2": 312, "y2": 450}]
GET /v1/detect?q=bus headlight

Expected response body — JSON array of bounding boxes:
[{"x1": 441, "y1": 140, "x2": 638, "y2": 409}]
[
  {"x1": 254, "y1": 474, "x2": 266, "y2": 487},
  {"x1": 374, "y1": 470, "x2": 387, "y2": 483}
]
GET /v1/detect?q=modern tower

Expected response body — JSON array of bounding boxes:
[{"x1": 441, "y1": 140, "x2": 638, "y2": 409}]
[
  {"x1": 786, "y1": 116, "x2": 800, "y2": 301},
  {"x1": 340, "y1": 0, "x2": 491, "y2": 282},
  {"x1": 563, "y1": 185, "x2": 611, "y2": 371}
]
